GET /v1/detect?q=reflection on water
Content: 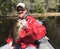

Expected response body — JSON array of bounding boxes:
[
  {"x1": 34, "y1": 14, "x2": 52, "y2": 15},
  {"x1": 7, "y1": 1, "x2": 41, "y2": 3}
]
[{"x1": 45, "y1": 17, "x2": 60, "y2": 49}]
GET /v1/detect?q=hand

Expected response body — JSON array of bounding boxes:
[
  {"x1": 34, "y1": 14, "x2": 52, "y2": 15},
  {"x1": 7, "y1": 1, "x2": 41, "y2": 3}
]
[
  {"x1": 9, "y1": 46, "x2": 14, "y2": 49},
  {"x1": 8, "y1": 42, "x2": 14, "y2": 49},
  {"x1": 20, "y1": 19, "x2": 28, "y2": 29}
]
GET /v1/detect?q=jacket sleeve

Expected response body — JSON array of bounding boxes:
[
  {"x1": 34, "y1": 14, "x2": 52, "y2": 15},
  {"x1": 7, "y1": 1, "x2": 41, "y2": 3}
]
[
  {"x1": 20, "y1": 16, "x2": 46, "y2": 40},
  {"x1": 31, "y1": 17, "x2": 46, "y2": 40}
]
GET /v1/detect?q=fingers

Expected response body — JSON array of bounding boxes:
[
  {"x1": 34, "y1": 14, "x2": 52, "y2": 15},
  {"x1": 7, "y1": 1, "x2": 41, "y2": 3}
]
[
  {"x1": 9, "y1": 46, "x2": 14, "y2": 49},
  {"x1": 8, "y1": 42, "x2": 13, "y2": 46},
  {"x1": 8, "y1": 42, "x2": 15, "y2": 49}
]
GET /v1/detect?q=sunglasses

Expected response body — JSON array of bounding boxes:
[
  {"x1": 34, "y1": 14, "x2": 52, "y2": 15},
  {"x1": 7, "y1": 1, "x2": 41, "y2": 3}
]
[{"x1": 18, "y1": 11, "x2": 23, "y2": 14}]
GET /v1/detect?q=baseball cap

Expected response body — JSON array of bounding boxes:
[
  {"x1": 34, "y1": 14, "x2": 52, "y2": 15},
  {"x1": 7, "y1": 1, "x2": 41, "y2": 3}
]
[{"x1": 16, "y1": 3, "x2": 25, "y2": 8}]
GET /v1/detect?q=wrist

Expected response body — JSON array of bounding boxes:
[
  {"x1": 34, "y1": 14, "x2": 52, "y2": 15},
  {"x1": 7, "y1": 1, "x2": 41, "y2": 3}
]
[{"x1": 8, "y1": 42, "x2": 13, "y2": 47}]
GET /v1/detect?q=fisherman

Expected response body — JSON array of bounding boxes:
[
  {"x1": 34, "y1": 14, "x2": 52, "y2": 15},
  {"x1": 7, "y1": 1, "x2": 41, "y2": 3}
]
[{"x1": 7, "y1": 3, "x2": 46, "y2": 49}]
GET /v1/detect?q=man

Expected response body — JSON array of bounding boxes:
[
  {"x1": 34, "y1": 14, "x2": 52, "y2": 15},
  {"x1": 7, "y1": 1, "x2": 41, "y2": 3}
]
[{"x1": 7, "y1": 3, "x2": 46, "y2": 49}]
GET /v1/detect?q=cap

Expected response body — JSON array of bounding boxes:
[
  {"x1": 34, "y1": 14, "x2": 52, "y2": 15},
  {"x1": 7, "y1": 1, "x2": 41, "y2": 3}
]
[{"x1": 16, "y1": 3, "x2": 25, "y2": 8}]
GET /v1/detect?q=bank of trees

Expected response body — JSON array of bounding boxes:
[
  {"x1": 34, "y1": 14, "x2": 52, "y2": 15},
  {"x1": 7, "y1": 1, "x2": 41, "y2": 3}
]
[{"x1": 0, "y1": 0, "x2": 60, "y2": 16}]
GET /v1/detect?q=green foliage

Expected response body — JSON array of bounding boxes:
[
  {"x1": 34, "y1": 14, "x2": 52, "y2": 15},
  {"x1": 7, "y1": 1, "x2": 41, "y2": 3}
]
[
  {"x1": 0, "y1": 0, "x2": 17, "y2": 16},
  {"x1": 30, "y1": 0, "x2": 35, "y2": 3},
  {"x1": 0, "y1": 0, "x2": 11, "y2": 16},
  {"x1": 0, "y1": 2, "x2": 9, "y2": 16},
  {"x1": 0, "y1": 0, "x2": 58, "y2": 16},
  {"x1": 36, "y1": 4, "x2": 44, "y2": 13},
  {"x1": 30, "y1": 3, "x2": 44, "y2": 13}
]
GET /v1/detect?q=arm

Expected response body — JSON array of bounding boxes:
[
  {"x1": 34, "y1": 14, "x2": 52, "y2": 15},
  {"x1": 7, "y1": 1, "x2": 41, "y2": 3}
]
[
  {"x1": 6, "y1": 37, "x2": 14, "y2": 49},
  {"x1": 32, "y1": 18, "x2": 46, "y2": 40},
  {"x1": 20, "y1": 16, "x2": 46, "y2": 40}
]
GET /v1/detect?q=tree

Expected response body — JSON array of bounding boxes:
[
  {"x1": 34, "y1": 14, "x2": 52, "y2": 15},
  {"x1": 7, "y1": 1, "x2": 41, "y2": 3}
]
[
  {"x1": 0, "y1": 0, "x2": 12, "y2": 16},
  {"x1": 0, "y1": 0, "x2": 19, "y2": 16}
]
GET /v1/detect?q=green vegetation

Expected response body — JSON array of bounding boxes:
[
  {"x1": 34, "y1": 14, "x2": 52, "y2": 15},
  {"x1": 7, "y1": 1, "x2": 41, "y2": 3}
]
[{"x1": 0, "y1": 0, "x2": 60, "y2": 16}]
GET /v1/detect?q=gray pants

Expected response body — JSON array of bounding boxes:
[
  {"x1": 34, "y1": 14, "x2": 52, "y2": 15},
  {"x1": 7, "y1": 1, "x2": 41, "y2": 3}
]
[
  {"x1": 25, "y1": 46, "x2": 37, "y2": 49},
  {"x1": 0, "y1": 44, "x2": 9, "y2": 49},
  {"x1": 0, "y1": 44, "x2": 37, "y2": 49}
]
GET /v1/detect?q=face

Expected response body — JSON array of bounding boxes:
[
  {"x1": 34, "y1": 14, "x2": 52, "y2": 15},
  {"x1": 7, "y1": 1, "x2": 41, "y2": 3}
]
[
  {"x1": 18, "y1": 10, "x2": 26, "y2": 18},
  {"x1": 17, "y1": 6, "x2": 26, "y2": 19}
]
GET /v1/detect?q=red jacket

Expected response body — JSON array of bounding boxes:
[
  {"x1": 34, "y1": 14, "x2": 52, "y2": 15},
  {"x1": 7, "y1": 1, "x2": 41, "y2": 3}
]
[{"x1": 7, "y1": 15, "x2": 46, "y2": 49}]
